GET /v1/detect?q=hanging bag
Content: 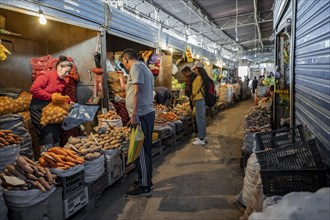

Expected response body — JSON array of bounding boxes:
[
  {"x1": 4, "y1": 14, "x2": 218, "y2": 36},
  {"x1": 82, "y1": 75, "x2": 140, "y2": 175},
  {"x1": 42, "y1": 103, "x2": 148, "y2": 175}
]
[{"x1": 127, "y1": 125, "x2": 144, "y2": 164}]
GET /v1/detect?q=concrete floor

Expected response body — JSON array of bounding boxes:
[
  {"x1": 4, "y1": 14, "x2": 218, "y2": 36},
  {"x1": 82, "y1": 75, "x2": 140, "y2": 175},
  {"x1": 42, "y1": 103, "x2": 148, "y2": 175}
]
[{"x1": 79, "y1": 100, "x2": 253, "y2": 220}]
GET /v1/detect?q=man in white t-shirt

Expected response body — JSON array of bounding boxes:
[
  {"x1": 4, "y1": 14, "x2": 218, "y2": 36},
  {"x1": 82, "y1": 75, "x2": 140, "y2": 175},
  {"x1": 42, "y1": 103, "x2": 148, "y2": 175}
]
[{"x1": 121, "y1": 48, "x2": 155, "y2": 197}]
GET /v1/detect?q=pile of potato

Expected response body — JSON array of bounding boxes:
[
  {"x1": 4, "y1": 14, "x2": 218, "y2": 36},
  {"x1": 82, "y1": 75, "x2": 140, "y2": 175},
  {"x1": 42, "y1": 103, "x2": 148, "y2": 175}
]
[
  {"x1": 40, "y1": 102, "x2": 70, "y2": 127},
  {"x1": 155, "y1": 104, "x2": 169, "y2": 112},
  {"x1": 0, "y1": 92, "x2": 32, "y2": 116},
  {"x1": 1, "y1": 156, "x2": 55, "y2": 192},
  {"x1": 0, "y1": 129, "x2": 22, "y2": 148},
  {"x1": 98, "y1": 110, "x2": 121, "y2": 120},
  {"x1": 64, "y1": 126, "x2": 129, "y2": 159}
]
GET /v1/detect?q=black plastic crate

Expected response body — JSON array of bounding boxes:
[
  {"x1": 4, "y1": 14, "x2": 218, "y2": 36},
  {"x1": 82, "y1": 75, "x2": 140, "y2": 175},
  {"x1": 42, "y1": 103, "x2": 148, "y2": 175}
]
[
  {"x1": 154, "y1": 126, "x2": 171, "y2": 139},
  {"x1": 260, "y1": 169, "x2": 328, "y2": 196},
  {"x1": 57, "y1": 171, "x2": 85, "y2": 200},
  {"x1": 256, "y1": 139, "x2": 324, "y2": 170},
  {"x1": 63, "y1": 187, "x2": 88, "y2": 219},
  {"x1": 254, "y1": 124, "x2": 309, "y2": 151},
  {"x1": 86, "y1": 171, "x2": 108, "y2": 200}
]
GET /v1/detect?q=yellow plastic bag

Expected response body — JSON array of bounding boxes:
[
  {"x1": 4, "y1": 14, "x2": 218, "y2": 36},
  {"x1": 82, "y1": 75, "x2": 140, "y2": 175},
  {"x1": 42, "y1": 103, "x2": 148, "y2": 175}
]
[{"x1": 127, "y1": 125, "x2": 144, "y2": 164}]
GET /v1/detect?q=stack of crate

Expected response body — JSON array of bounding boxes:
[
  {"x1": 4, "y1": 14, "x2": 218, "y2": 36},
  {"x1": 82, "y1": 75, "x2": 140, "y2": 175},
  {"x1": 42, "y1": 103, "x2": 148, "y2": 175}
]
[
  {"x1": 254, "y1": 125, "x2": 328, "y2": 196},
  {"x1": 56, "y1": 167, "x2": 88, "y2": 219},
  {"x1": 173, "y1": 118, "x2": 188, "y2": 146},
  {"x1": 154, "y1": 126, "x2": 173, "y2": 149},
  {"x1": 105, "y1": 153, "x2": 124, "y2": 186}
]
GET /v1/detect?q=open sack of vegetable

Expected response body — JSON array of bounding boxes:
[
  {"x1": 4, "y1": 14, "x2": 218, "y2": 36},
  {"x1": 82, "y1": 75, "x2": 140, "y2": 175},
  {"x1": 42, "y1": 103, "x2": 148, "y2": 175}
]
[
  {"x1": 0, "y1": 91, "x2": 32, "y2": 116},
  {"x1": 40, "y1": 93, "x2": 71, "y2": 127},
  {"x1": 38, "y1": 147, "x2": 85, "y2": 177},
  {"x1": 1, "y1": 156, "x2": 56, "y2": 208},
  {"x1": 65, "y1": 136, "x2": 105, "y2": 183}
]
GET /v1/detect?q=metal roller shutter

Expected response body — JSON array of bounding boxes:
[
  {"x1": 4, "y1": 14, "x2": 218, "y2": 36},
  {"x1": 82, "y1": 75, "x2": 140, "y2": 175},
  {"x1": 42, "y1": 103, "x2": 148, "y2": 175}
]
[
  {"x1": 109, "y1": 8, "x2": 158, "y2": 48},
  {"x1": 1, "y1": 0, "x2": 104, "y2": 30},
  {"x1": 294, "y1": 0, "x2": 330, "y2": 166}
]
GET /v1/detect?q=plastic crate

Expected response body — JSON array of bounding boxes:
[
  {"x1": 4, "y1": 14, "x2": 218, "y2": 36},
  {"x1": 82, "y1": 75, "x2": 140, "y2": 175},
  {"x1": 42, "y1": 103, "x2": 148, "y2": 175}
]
[
  {"x1": 152, "y1": 139, "x2": 162, "y2": 148},
  {"x1": 256, "y1": 139, "x2": 324, "y2": 170},
  {"x1": 86, "y1": 171, "x2": 108, "y2": 200},
  {"x1": 106, "y1": 155, "x2": 124, "y2": 186},
  {"x1": 58, "y1": 170, "x2": 85, "y2": 200},
  {"x1": 154, "y1": 126, "x2": 172, "y2": 139},
  {"x1": 260, "y1": 169, "x2": 328, "y2": 196},
  {"x1": 63, "y1": 187, "x2": 88, "y2": 219},
  {"x1": 254, "y1": 124, "x2": 309, "y2": 151}
]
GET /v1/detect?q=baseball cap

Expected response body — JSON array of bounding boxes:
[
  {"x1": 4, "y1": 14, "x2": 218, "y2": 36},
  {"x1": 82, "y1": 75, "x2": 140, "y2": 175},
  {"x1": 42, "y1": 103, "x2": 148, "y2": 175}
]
[{"x1": 192, "y1": 61, "x2": 203, "y2": 70}]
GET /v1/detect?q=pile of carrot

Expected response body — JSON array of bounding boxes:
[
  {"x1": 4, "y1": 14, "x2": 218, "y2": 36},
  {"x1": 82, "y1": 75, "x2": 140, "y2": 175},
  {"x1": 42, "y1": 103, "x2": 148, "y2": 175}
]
[{"x1": 38, "y1": 147, "x2": 85, "y2": 170}]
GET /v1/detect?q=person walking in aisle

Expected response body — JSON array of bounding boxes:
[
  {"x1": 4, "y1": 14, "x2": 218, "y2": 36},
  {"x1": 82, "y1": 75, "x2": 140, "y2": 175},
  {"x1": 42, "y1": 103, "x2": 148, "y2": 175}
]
[
  {"x1": 121, "y1": 48, "x2": 155, "y2": 197},
  {"x1": 251, "y1": 76, "x2": 258, "y2": 95},
  {"x1": 191, "y1": 61, "x2": 208, "y2": 146}
]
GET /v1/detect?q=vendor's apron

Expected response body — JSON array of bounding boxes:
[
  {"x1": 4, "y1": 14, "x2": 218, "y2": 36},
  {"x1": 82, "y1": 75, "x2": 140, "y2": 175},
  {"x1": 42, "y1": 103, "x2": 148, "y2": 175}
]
[{"x1": 29, "y1": 98, "x2": 61, "y2": 147}]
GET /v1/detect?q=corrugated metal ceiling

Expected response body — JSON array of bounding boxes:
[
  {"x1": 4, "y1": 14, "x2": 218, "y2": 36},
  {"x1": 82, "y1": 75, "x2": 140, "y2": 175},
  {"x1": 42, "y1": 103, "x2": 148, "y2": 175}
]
[{"x1": 113, "y1": 0, "x2": 274, "y2": 61}]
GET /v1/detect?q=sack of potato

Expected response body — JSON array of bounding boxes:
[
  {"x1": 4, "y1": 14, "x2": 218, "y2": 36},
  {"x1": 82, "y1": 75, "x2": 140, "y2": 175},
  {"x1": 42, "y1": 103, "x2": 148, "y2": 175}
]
[
  {"x1": 40, "y1": 93, "x2": 71, "y2": 128},
  {"x1": 98, "y1": 110, "x2": 123, "y2": 128},
  {"x1": 0, "y1": 92, "x2": 32, "y2": 116}
]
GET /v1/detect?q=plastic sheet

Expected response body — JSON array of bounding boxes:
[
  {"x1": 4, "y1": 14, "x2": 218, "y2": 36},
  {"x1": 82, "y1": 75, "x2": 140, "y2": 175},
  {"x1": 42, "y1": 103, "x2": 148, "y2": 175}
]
[
  {"x1": 62, "y1": 104, "x2": 99, "y2": 131},
  {"x1": 0, "y1": 144, "x2": 20, "y2": 173},
  {"x1": 3, "y1": 186, "x2": 56, "y2": 208},
  {"x1": 249, "y1": 188, "x2": 330, "y2": 220},
  {"x1": 84, "y1": 155, "x2": 105, "y2": 183}
]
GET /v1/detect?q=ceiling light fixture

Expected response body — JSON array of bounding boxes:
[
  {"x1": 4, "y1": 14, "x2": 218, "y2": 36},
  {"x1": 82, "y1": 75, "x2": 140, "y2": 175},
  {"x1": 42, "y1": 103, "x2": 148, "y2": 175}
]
[{"x1": 39, "y1": 9, "x2": 47, "y2": 25}]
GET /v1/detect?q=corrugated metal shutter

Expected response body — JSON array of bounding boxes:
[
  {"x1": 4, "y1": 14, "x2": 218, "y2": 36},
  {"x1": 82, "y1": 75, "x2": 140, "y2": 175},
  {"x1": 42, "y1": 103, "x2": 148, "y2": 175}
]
[
  {"x1": 276, "y1": 2, "x2": 292, "y2": 33},
  {"x1": 109, "y1": 8, "x2": 158, "y2": 48},
  {"x1": 1, "y1": 0, "x2": 104, "y2": 30},
  {"x1": 159, "y1": 31, "x2": 185, "y2": 52},
  {"x1": 274, "y1": 0, "x2": 290, "y2": 29},
  {"x1": 294, "y1": 0, "x2": 330, "y2": 166}
]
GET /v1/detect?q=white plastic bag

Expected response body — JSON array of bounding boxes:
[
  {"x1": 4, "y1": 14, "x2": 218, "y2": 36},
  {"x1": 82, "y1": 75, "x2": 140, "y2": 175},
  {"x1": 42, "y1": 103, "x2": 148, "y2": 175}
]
[
  {"x1": 84, "y1": 155, "x2": 105, "y2": 183},
  {"x1": 3, "y1": 186, "x2": 56, "y2": 208},
  {"x1": 99, "y1": 118, "x2": 123, "y2": 128}
]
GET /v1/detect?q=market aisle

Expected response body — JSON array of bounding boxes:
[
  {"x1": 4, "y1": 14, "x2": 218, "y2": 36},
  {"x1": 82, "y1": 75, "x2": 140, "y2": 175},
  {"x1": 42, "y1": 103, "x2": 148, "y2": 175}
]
[{"x1": 84, "y1": 100, "x2": 253, "y2": 220}]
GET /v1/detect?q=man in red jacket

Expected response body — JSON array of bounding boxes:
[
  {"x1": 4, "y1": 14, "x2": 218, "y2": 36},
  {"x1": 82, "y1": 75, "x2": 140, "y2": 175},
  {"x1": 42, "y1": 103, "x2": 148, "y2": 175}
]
[{"x1": 29, "y1": 55, "x2": 72, "y2": 148}]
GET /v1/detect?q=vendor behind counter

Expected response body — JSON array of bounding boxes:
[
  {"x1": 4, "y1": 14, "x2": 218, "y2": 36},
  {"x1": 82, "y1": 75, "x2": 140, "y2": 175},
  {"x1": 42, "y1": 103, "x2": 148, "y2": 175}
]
[{"x1": 154, "y1": 87, "x2": 172, "y2": 107}]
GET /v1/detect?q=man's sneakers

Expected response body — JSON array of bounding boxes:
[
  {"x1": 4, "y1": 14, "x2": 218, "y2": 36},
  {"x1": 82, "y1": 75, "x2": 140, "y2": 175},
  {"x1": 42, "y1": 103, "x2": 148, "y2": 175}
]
[
  {"x1": 127, "y1": 186, "x2": 152, "y2": 198},
  {"x1": 134, "y1": 180, "x2": 154, "y2": 190},
  {"x1": 192, "y1": 138, "x2": 206, "y2": 145}
]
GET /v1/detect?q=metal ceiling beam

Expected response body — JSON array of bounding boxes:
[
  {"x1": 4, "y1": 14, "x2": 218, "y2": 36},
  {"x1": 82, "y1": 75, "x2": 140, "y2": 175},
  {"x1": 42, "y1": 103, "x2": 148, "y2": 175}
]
[
  {"x1": 211, "y1": 10, "x2": 273, "y2": 22},
  {"x1": 178, "y1": 0, "x2": 242, "y2": 48},
  {"x1": 220, "y1": 19, "x2": 273, "y2": 30},
  {"x1": 253, "y1": 0, "x2": 264, "y2": 48},
  {"x1": 220, "y1": 37, "x2": 271, "y2": 45}
]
